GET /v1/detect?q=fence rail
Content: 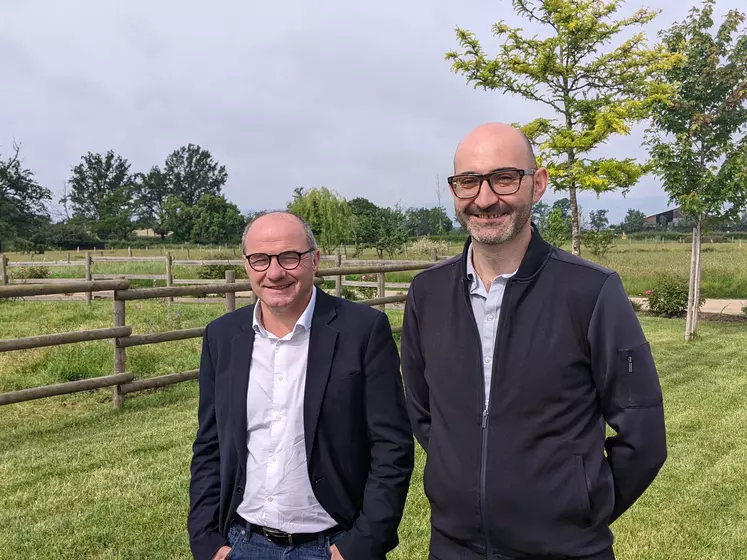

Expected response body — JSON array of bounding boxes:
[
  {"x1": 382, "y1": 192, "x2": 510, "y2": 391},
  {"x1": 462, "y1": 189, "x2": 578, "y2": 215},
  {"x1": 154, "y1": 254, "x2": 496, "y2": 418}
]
[{"x1": 0, "y1": 258, "x2": 436, "y2": 408}]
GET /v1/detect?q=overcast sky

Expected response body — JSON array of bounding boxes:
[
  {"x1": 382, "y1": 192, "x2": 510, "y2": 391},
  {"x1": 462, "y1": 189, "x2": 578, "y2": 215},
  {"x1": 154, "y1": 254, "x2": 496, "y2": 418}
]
[{"x1": 1, "y1": 0, "x2": 742, "y2": 224}]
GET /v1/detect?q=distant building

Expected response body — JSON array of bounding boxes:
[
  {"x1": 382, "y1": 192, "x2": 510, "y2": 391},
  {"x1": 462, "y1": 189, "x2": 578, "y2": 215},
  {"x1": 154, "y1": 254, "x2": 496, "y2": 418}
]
[{"x1": 644, "y1": 207, "x2": 681, "y2": 227}]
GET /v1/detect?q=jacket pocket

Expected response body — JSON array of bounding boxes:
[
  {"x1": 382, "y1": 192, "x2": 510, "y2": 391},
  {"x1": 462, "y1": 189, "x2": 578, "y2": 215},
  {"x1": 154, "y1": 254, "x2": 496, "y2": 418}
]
[
  {"x1": 619, "y1": 342, "x2": 663, "y2": 407},
  {"x1": 574, "y1": 455, "x2": 591, "y2": 525}
]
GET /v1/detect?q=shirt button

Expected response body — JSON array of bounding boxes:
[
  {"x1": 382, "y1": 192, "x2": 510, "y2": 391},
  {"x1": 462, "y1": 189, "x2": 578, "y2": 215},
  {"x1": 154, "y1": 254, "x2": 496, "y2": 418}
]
[
  {"x1": 278, "y1": 376, "x2": 284, "y2": 381},
  {"x1": 270, "y1": 456, "x2": 276, "y2": 463},
  {"x1": 485, "y1": 356, "x2": 492, "y2": 364},
  {"x1": 276, "y1": 414, "x2": 282, "y2": 422},
  {"x1": 487, "y1": 314, "x2": 494, "y2": 321},
  {"x1": 268, "y1": 497, "x2": 274, "y2": 503}
]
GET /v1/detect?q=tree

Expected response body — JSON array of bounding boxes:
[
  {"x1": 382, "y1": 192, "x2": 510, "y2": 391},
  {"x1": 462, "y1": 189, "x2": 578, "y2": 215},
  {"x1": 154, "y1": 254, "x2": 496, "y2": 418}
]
[
  {"x1": 531, "y1": 200, "x2": 551, "y2": 233},
  {"x1": 134, "y1": 166, "x2": 171, "y2": 238},
  {"x1": 589, "y1": 209, "x2": 609, "y2": 231},
  {"x1": 446, "y1": 0, "x2": 676, "y2": 256},
  {"x1": 371, "y1": 206, "x2": 409, "y2": 258},
  {"x1": 646, "y1": 0, "x2": 747, "y2": 340},
  {"x1": 0, "y1": 143, "x2": 51, "y2": 251},
  {"x1": 349, "y1": 197, "x2": 381, "y2": 254},
  {"x1": 190, "y1": 194, "x2": 245, "y2": 245},
  {"x1": 405, "y1": 207, "x2": 454, "y2": 237},
  {"x1": 164, "y1": 144, "x2": 228, "y2": 206},
  {"x1": 163, "y1": 196, "x2": 194, "y2": 244},
  {"x1": 434, "y1": 175, "x2": 446, "y2": 234},
  {"x1": 287, "y1": 187, "x2": 354, "y2": 254},
  {"x1": 544, "y1": 206, "x2": 570, "y2": 247},
  {"x1": 621, "y1": 208, "x2": 646, "y2": 233},
  {"x1": 65, "y1": 150, "x2": 135, "y2": 240}
]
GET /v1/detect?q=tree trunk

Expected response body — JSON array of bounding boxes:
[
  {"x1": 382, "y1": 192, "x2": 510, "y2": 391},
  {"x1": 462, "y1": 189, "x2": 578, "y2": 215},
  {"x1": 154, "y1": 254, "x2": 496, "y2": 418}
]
[
  {"x1": 569, "y1": 186, "x2": 581, "y2": 256},
  {"x1": 685, "y1": 220, "x2": 702, "y2": 341},
  {"x1": 692, "y1": 218, "x2": 703, "y2": 335}
]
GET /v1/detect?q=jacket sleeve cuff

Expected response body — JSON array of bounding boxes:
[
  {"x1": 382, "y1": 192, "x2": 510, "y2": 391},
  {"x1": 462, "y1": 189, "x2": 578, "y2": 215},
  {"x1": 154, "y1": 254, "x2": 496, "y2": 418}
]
[{"x1": 335, "y1": 532, "x2": 387, "y2": 560}]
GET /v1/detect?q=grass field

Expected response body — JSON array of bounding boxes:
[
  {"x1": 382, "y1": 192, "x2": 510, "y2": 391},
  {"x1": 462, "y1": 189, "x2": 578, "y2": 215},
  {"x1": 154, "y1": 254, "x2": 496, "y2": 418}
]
[
  {"x1": 1, "y1": 300, "x2": 747, "y2": 558},
  {"x1": 5, "y1": 240, "x2": 747, "y2": 298}
]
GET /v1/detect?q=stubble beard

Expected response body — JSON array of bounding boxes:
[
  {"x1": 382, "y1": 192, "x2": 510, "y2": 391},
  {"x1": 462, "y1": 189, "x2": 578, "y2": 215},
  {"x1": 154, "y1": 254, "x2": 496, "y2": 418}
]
[{"x1": 456, "y1": 202, "x2": 532, "y2": 246}]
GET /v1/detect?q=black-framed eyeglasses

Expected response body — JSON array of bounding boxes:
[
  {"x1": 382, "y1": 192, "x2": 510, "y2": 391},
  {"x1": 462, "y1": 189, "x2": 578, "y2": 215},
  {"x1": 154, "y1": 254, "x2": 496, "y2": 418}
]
[
  {"x1": 447, "y1": 168, "x2": 535, "y2": 199},
  {"x1": 244, "y1": 249, "x2": 315, "y2": 272}
]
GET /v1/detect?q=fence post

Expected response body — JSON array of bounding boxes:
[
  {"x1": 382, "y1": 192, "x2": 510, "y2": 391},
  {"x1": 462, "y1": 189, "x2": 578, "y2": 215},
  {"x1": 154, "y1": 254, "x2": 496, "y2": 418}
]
[
  {"x1": 113, "y1": 284, "x2": 126, "y2": 410},
  {"x1": 431, "y1": 248, "x2": 438, "y2": 262},
  {"x1": 166, "y1": 252, "x2": 173, "y2": 305},
  {"x1": 187, "y1": 247, "x2": 191, "y2": 259},
  {"x1": 85, "y1": 252, "x2": 92, "y2": 303},
  {"x1": 225, "y1": 270, "x2": 236, "y2": 313},
  {"x1": 128, "y1": 247, "x2": 132, "y2": 257},
  {"x1": 1, "y1": 254, "x2": 7, "y2": 286},
  {"x1": 377, "y1": 272, "x2": 386, "y2": 313},
  {"x1": 335, "y1": 249, "x2": 342, "y2": 297}
]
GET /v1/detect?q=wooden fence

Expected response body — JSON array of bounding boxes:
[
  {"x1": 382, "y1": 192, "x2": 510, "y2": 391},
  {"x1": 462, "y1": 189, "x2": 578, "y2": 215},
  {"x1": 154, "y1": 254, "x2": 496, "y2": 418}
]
[
  {"x1": 0, "y1": 250, "x2": 444, "y2": 300},
  {"x1": 0, "y1": 260, "x2": 440, "y2": 409}
]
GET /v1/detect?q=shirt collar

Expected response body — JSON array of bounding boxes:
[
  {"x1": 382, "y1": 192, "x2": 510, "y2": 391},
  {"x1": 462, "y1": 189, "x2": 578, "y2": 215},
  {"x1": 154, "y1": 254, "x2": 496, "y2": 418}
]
[
  {"x1": 466, "y1": 243, "x2": 517, "y2": 295},
  {"x1": 252, "y1": 286, "x2": 317, "y2": 338}
]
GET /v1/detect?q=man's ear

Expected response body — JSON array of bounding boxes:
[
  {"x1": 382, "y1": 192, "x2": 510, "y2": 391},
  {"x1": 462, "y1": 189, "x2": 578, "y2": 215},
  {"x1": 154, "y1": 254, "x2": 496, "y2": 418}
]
[{"x1": 532, "y1": 167, "x2": 549, "y2": 203}]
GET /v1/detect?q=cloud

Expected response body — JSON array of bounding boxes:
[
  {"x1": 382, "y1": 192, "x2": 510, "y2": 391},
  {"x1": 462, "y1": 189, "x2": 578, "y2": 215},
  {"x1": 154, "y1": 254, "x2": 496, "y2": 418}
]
[{"x1": 1, "y1": 0, "x2": 742, "y2": 225}]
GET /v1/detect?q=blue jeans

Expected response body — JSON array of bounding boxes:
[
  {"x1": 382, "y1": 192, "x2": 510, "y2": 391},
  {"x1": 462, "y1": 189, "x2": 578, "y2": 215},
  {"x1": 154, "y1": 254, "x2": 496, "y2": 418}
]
[{"x1": 226, "y1": 522, "x2": 346, "y2": 560}]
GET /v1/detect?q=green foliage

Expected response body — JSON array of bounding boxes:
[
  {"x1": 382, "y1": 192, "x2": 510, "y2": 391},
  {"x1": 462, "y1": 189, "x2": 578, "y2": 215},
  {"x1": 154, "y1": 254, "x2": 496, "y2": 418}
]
[
  {"x1": 544, "y1": 206, "x2": 570, "y2": 247},
  {"x1": 195, "y1": 252, "x2": 246, "y2": 281},
  {"x1": 8, "y1": 266, "x2": 50, "y2": 280},
  {"x1": 0, "y1": 143, "x2": 52, "y2": 250},
  {"x1": 190, "y1": 195, "x2": 245, "y2": 245},
  {"x1": 531, "y1": 200, "x2": 551, "y2": 232},
  {"x1": 589, "y1": 209, "x2": 609, "y2": 231},
  {"x1": 446, "y1": 0, "x2": 677, "y2": 255},
  {"x1": 288, "y1": 187, "x2": 354, "y2": 254},
  {"x1": 163, "y1": 196, "x2": 194, "y2": 244},
  {"x1": 647, "y1": 0, "x2": 747, "y2": 225},
  {"x1": 582, "y1": 229, "x2": 616, "y2": 257},
  {"x1": 370, "y1": 206, "x2": 409, "y2": 258},
  {"x1": 404, "y1": 207, "x2": 453, "y2": 237},
  {"x1": 646, "y1": 274, "x2": 704, "y2": 317},
  {"x1": 133, "y1": 166, "x2": 171, "y2": 238},
  {"x1": 163, "y1": 144, "x2": 227, "y2": 207},
  {"x1": 65, "y1": 150, "x2": 136, "y2": 240},
  {"x1": 621, "y1": 208, "x2": 647, "y2": 233}
]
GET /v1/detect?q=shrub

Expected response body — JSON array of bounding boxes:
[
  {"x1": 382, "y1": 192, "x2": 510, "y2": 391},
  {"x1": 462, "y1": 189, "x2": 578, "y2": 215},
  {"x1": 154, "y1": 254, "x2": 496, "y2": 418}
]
[
  {"x1": 196, "y1": 253, "x2": 246, "y2": 280},
  {"x1": 9, "y1": 266, "x2": 50, "y2": 280},
  {"x1": 582, "y1": 230, "x2": 616, "y2": 258},
  {"x1": 646, "y1": 275, "x2": 704, "y2": 317},
  {"x1": 630, "y1": 299, "x2": 643, "y2": 312},
  {"x1": 408, "y1": 237, "x2": 448, "y2": 257}
]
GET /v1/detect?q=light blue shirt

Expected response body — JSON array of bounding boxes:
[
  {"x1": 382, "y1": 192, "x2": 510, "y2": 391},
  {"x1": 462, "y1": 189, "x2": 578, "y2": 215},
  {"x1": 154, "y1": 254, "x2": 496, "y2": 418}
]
[{"x1": 465, "y1": 244, "x2": 517, "y2": 408}]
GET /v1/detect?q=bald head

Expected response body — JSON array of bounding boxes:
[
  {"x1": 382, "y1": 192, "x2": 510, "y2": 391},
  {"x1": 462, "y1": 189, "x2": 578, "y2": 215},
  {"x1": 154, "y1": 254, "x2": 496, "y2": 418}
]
[
  {"x1": 454, "y1": 123, "x2": 537, "y2": 173},
  {"x1": 242, "y1": 211, "x2": 317, "y2": 254}
]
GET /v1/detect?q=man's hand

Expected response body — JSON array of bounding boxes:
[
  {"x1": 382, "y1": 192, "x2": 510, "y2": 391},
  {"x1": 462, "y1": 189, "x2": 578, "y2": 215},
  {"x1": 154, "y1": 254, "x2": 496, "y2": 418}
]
[
  {"x1": 211, "y1": 545, "x2": 231, "y2": 560},
  {"x1": 330, "y1": 543, "x2": 344, "y2": 559}
]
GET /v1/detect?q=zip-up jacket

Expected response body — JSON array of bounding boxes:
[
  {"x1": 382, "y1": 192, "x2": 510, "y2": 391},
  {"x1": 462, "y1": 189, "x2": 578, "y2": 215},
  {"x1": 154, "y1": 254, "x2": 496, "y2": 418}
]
[{"x1": 401, "y1": 228, "x2": 667, "y2": 559}]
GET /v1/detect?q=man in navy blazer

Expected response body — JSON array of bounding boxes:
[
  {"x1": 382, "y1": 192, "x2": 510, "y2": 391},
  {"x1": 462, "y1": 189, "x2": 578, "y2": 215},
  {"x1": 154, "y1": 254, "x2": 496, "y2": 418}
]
[{"x1": 188, "y1": 211, "x2": 414, "y2": 560}]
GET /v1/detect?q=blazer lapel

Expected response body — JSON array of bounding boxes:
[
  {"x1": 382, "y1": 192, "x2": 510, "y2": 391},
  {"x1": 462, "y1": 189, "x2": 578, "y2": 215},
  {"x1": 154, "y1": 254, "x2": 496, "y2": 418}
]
[
  {"x1": 230, "y1": 309, "x2": 255, "y2": 466},
  {"x1": 304, "y1": 290, "x2": 338, "y2": 460}
]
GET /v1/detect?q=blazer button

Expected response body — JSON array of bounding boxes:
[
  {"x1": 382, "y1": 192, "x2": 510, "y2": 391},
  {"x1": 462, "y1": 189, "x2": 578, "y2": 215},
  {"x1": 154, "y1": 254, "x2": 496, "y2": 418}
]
[{"x1": 237, "y1": 486, "x2": 244, "y2": 495}]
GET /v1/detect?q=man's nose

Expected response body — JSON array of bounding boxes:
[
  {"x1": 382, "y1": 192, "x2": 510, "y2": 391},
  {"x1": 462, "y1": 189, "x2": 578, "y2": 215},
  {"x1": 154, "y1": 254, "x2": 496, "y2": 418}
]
[
  {"x1": 474, "y1": 178, "x2": 501, "y2": 208},
  {"x1": 265, "y1": 257, "x2": 287, "y2": 279}
]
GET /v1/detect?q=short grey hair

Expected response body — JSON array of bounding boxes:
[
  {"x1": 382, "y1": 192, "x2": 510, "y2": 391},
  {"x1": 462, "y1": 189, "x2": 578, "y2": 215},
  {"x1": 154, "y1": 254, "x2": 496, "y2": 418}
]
[{"x1": 241, "y1": 210, "x2": 317, "y2": 254}]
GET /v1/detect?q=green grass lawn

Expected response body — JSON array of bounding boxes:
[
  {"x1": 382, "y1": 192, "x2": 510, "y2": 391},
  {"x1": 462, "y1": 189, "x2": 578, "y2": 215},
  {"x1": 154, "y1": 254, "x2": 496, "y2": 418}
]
[{"x1": 1, "y1": 302, "x2": 747, "y2": 558}]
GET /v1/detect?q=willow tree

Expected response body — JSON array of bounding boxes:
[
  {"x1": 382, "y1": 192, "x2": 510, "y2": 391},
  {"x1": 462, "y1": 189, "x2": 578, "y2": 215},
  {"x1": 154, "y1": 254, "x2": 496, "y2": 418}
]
[
  {"x1": 287, "y1": 186, "x2": 355, "y2": 254},
  {"x1": 646, "y1": 0, "x2": 747, "y2": 341},
  {"x1": 446, "y1": 0, "x2": 674, "y2": 255}
]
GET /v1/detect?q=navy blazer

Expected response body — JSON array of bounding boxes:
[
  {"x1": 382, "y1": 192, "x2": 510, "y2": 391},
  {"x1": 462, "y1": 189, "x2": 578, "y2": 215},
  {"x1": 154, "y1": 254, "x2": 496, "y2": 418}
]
[{"x1": 187, "y1": 288, "x2": 414, "y2": 560}]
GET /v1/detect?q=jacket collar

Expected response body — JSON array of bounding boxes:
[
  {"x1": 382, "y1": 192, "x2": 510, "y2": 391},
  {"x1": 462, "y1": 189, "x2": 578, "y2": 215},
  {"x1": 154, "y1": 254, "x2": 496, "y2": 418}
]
[{"x1": 457, "y1": 223, "x2": 552, "y2": 283}]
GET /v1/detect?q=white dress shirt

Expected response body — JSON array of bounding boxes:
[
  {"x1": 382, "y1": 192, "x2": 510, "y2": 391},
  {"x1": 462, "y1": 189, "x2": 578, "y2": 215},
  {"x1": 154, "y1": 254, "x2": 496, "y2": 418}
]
[
  {"x1": 465, "y1": 244, "x2": 517, "y2": 408},
  {"x1": 236, "y1": 286, "x2": 337, "y2": 532}
]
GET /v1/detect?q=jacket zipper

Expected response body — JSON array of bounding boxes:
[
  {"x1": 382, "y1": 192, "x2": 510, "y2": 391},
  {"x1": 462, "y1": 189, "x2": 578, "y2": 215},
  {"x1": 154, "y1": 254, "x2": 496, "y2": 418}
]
[
  {"x1": 465, "y1": 275, "x2": 513, "y2": 558},
  {"x1": 628, "y1": 352, "x2": 633, "y2": 373}
]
